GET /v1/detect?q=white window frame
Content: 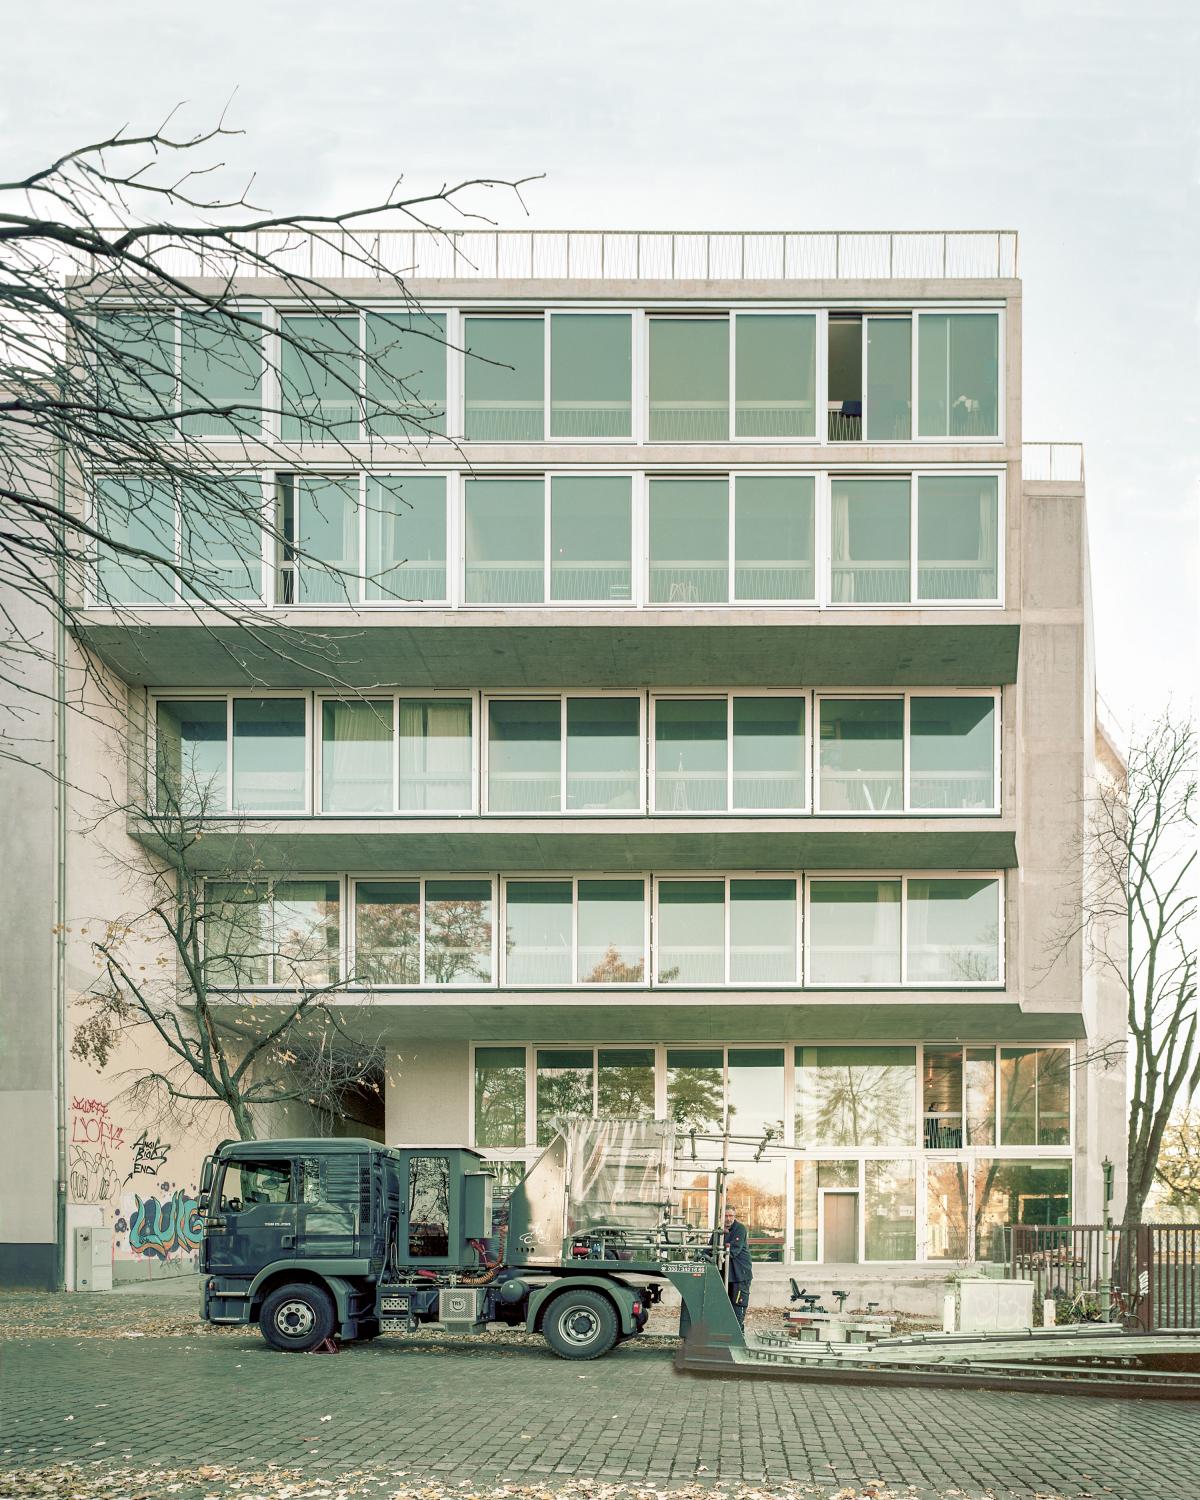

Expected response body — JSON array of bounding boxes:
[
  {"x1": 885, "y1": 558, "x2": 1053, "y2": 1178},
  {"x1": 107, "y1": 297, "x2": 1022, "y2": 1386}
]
[
  {"x1": 546, "y1": 309, "x2": 637, "y2": 445},
  {"x1": 913, "y1": 308, "x2": 1005, "y2": 444},
  {"x1": 461, "y1": 310, "x2": 547, "y2": 443},
  {"x1": 348, "y1": 873, "x2": 499, "y2": 989},
  {"x1": 730, "y1": 471, "x2": 820, "y2": 605},
  {"x1": 202, "y1": 872, "x2": 344, "y2": 990},
  {"x1": 649, "y1": 691, "x2": 810, "y2": 816},
  {"x1": 644, "y1": 312, "x2": 732, "y2": 444},
  {"x1": 499, "y1": 875, "x2": 651, "y2": 989},
  {"x1": 651, "y1": 874, "x2": 802, "y2": 988},
  {"x1": 151, "y1": 689, "x2": 313, "y2": 816},
  {"x1": 482, "y1": 691, "x2": 647, "y2": 816},
  {"x1": 730, "y1": 310, "x2": 821, "y2": 444}
]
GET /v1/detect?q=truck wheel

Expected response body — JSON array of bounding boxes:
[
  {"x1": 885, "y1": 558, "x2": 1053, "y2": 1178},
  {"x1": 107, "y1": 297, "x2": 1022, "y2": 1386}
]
[
  {"x1": 542, "y1": 1289, "x2": 619, "y2": 1361},
  {"x1": 259, "y1": 1282, "x2": 337, "y2": 1353}
]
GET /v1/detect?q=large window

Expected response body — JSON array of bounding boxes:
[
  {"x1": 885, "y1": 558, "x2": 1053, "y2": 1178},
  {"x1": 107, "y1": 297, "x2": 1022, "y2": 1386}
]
[
  {"x1": 916, "y1": 475, "x2": 1000, "y2": 602},
  {"x1": 807, "y1": 876, "x2": 1002, "y2": 987},
  {"x1": 649, "y1": 319, "x2": 729, "y2": 440},
  {"x1": 795, "y1": 1047, "x2": 917, "y2": 1147},
  {"x1": 180, "y1": 478, "x2": 264, "y2": 602},
  {"x1": 734, "y1": 315, "x2": 817, "y2": 438},
  {"x1": 180, "y1": 311, "x2": 263, "y2": 438},
  {"x1": 474, "y1": 1047, "x2": 527, "y2": 1148},
  {"x1": 364, "y1": 476, "x2": 448, "y2": 603},
  {"x1": 999, "y1": 1048, "x2": 1071, "y2": 1145},
  {"x1": 653, "y1": 694, "x2": 807, "y2": 812},
  {"x1": 917, "y1": 313, "x2": 1000, "y2": 438},
  {"x1": 464, "y1": 477, "x2": 543, "y2": 604},
  {"x1": 648, "y1": 478, "x2": 727, "y2": 604},
  {"x1": 817, "y1": 693, "x2": 998, "y2": 813},
  {"x1": 597, "y1": 1048, "x2": 655, "y2": 1117},
  {"x1": 550, "y1": 315, "x2": 632, "y2": 438},
  {"x1": 829, "y1": 477, "x2": 910, "y2": 604},
  {"x1": 734, "y1": 476, "x2": 816, "y2": 602},
  {"x1": 280, "y1": 315, "x2": 361, "y2": 441},
  {"x1": 550, "y1": 476, "x2": 633, "y2": 602},
  {"x1": 353, "y1": 878, "x2": 493, "y2": 986},
  {"x1": 502, "y1": 878, "x2": 647, "y2": 986},
  {"x1": 398, "y1": 699, "x2": 472, "y2": 812},
  {"x1": 655, "y1": 878, "x2": 798, "y2": 986},
  {"x1": 865, "y1": 318, "x2": 911, "y2": 441},
  {"x1": 321, "y1": 701, "x2": 394, "y2": 813},
  {"x1": 364, "y1": 312, "x2": 447, "y2": 437},
  {"x1": 536, "y1": 1049, "x2": 595, "y2": 1145},
  {"x1": 279, "y1": 475, "x2": 358, "y2": 604},
  {"x1": 205, "y1": 880, "x2": 339, "y2": 987},
  {"x1": 231, "y1": 698, "x2": 307, "y2": 812},
  {"x1": 94, "y1": 478, "x2": 177, "y2": 605},
  {"x1": 155, "y1": 699, "x2": 227, "y2": 813},
  {"x1": 463, "y1": 317, "x2": 543, "y2": 441},
  {"x1": 486, "y1": 696, "x2": 642, "y2": 813}
]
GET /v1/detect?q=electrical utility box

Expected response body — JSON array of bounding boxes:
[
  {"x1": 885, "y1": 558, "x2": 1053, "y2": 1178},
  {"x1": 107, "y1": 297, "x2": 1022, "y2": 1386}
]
[
  {"x1": 73, "y1": 1227, "x2": 114, "y2": 1291},
  {"x1": 438, "y1": 1286, "x2": 487, "y2": 1333}
]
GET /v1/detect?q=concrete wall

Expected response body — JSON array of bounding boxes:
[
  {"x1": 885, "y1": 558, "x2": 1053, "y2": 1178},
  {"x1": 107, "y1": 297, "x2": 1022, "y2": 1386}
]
[{"x1": 385, "y1": 1041, "x2": 471, "y2": 1146}]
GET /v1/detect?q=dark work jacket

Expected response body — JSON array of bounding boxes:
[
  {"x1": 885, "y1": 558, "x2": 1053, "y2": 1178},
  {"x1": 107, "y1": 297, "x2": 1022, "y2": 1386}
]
[{"x1": 724, "y1": 1218, "x2": 753, "y2": 1283}]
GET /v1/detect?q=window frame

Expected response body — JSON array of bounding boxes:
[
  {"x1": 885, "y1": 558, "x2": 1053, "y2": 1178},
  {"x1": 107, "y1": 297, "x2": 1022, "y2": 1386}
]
[
  {"x1": 152, "y1": 689, "x2": 313, "y2": 816},
  {"x1": 914, "y1": 308, "x2": 1004, "y2": 444},
  {"x1": 651, "y1": 874, "x2": 802, "y2": 988},
  {"x1": 649, "y1": 690, "x2": 810, "y2": 815},
  {"x1": 202, "y1": 874, "x2": 343, "y2": 989},
  {"x1": 348, "y1": 873, "x2": 499, "y2": 989},
  {"x1": 499, "y1": 874, "x2": 651, "y2": 989},
  {"x1": 482, "y1": 691, "x2": 647, "y2": 816}
]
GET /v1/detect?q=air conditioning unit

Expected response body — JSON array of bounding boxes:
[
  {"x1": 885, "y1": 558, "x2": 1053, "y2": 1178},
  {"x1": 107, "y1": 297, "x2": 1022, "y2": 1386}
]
[
  {"x1": 73, "y1": 1227, "x2": 114, "y2": 1291},
  {"x1": 438, "y1": 1286, "x2": 486, "y2": 1333}
]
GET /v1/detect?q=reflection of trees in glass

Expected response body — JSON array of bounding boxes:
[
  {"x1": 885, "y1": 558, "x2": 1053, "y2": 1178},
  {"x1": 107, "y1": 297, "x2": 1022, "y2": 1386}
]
[
  {"x1": 943, "y1": 920, "x2": 1000, "y2": 982},
  {"x1": 582, "y1": 944, "x2": 646, "y2": 983},
  {"x1": 864, "y1": 1160, "x2": 916, "y2": 1260},
  {"x1": 796, "y1": 1049, "x2": 915, "y2": 1146},
  {"x1": 425, "y1": 896, "x2": 492, "y2": 983},
  {"x1": 537, "y1": 1066, "x2": 594, "y2": 1144},
  {"x1": 999, "y1": 1047, "x2": 1070, "y2": 1146},
  {"x1": 598, "y1": 1058, "x2": 655, "y2": 1117},
  {"x1": 474, "y1": 1050, "x2": 526, "y2": 1148},
  {"x1": 354, "y1": 895, "x2": 419, "y2": 984},
  {"x1": 667, "y1": 1066, "x2": 724, "y2": 1133},
  {"x1": 727, "y1": 1168, "x2": 786, "y2": 1261}
]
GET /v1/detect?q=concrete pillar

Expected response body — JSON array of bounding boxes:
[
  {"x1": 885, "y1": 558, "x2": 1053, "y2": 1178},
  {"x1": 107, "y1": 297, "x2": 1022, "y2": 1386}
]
[{"x1": 384, "y1": 1040, "x2": 471, "y2": 1145}]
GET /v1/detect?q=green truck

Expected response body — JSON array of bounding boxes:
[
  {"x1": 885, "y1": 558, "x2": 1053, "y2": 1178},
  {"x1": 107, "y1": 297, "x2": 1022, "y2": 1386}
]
[{"x1": 198, "y1": 1124, "x2": 744, "y2": 1361}]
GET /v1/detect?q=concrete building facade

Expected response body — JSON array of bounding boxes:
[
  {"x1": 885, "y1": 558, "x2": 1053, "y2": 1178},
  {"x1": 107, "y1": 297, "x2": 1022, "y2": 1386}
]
[{"x1": 0, "y1": 230, "x2": 1127, "y2": 1298}]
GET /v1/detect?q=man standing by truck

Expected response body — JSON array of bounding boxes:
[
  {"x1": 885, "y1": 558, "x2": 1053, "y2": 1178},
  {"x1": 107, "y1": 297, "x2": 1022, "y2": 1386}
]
[{"x1": 722, "y1": 1203, "x2": 752, "y2": 1327}]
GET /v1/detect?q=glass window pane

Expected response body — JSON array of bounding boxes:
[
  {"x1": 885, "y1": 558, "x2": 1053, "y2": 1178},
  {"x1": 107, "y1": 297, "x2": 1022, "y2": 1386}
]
[
  {"x1": 648, "y1": 478, "x2": 728, "y2": 604},
  {"x1": 156, "y1": 699, "x2": 226, "y2": 813},
  {"x1": 734, "y1": 475, "x2": 815, "y2": 602},
  {"x1": 464, "y1": 478, "x2": 544, "y2": 604},
  {"x1": 365, "y1": 312, "x2": 446, "y2": 437},
  {"x1": 657, "y1": 881, "x2": 725, "y2": 985},
  {"x1": 474, "y1": 1046, "x2": 526, "y2": 1148},
  {"x1": 353, "y1": 881, "x2": 420, "y2": 985},
  {"x1": 550, "y1": 314, "x2": 632, "y2": 437},
  {"x1": 204, "y1": 880, "x2": 269, "y2": 986},
  {"x1": 733, "y1": 697, "x2": 805, "y2": 810},
  {"x1": 727, "y1": 1159, "x2": 786, "y2": 1261},
  {"x1": 923, "y1": 1046, "x2": 964, "y2": 1149},
  {"x1": 729, "y1": 880, "x2": 796, "y2": 983},
  {"x1": 908, "y1": 878, "x2": 1000, "y2": 984},
  {"x1": 865, "y1": 1160, "x2": 916, "y2": 1260},
  {"x1": 649, "y1": 318, "x2": 729, "y2": 440},
  {"x1": 321, "y1": 700, "x2": 393, "y2": 813},
  {"x1": 598, "y1": 1048, "x2": 655, "y2": 1117},
  {"x1": 735, "y1": 314, "x2": 816, "y2": 438},
  {"x1": 727, "y1": 1049, "x2": 785, "y2": 1150},
  {"x1": 180, "y1": 477, "x2": 263, "y2": 601},
  {"x1": 654, "y1": 699, "x2": 727, "y2": 812},
  {"x1": 910, "y1": 696, "x2": 996, "y2": 809},
  {"x1": 273, "y1": 880, "x2": 340, "y2": 986},
  {"x1": 464, "y1": 317, "x2": 543, "y2": 441},
  {"x1": 487, "y1": 698, "x2": 561, "y2": 812},
  {"x1": 925, "y1": 1159, "x2": 971, "y2": 1259},
  {"x1": 1036, "y1": 1049, "x2": 1071, "y2": 1145},
  {"x1": 917, "y1": 474, "x2": 999, "y2": 601},
  {"x1": 365, "y1": 476, "x2": 447, "y2": 603},
  {"x1": 974, "y1": 1161, "x2": 1071, "y2": 1252},
  {"x1": 865, "y1": 318, "x2": 911, "y2": 441},
  {"x1": 180, "y1": 310, "x2": 262, "y2": 437},
  {"x1": 505, "y1": 881, "x2": 572, "y2": 985},
  {"x1": 296, "y1": 477, "x2": 359, "y2": 604},
  {"x1": 280, "y1": 315, "x2": 361, "y2": 441},
  {"x1": 918, "y1": 313, "x2": 999, "y2": 437},
  {"x1": 94, "y1": 313, "x2": 174, "y2": 418},
  {"x1": 667, "y1": 1048, "x2": 725, "y2": 1132},
  {"x1": 793, "y1": 1161, "x2": 817, "y2": 1260},
  {"x1": 819, "y1": 699, "x2": 903, "y2": 813},
  {"x1": 398, "y1": 699, "x2": 472, "y2": 812},
  {"x1": 795, "y1": 1046, "x2": 916, "y2": 1147},
  {"x1": 827, "y1": 315, "x2": 862, "y2": 440},
  {"x1": 577, "y1": 879, "x2": 645, "y2": 983},
  {"x1": 966, "y1": 1047, "x2": 997, "y2": 1145},
  {"x1": 536, "y1": 1048, "x2": 594, "y2": 1145},
  {"x1": 232, "y1": 698, "x2": 306, "y2": 812},
  {"x1": 425, "y1": 879, "x2": 493, "y2": 984},
  {"x1": 1000, "y1": 1048, "x2": 1070, "y2": 1146},
  {"x1": 566, "y1": 697, "x2": 640, "y2": 811},
  {"x1": 95, "y1": 478, "x2": 176, "y2": 605},
  {"x1": 829, "y1": 477, "x2": 910, "y2": 604},
  {"x1": 550, "y1": 476, "x2": 632, "y2": 602},
  {"x1": 808, "y1": 881, "x2": 902, "y2": 985}
]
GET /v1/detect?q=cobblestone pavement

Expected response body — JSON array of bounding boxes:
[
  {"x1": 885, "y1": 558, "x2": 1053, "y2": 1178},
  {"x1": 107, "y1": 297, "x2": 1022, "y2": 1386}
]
[{"x1": 3, "y1": 1329, "x2": 1200, "y2": 1499}]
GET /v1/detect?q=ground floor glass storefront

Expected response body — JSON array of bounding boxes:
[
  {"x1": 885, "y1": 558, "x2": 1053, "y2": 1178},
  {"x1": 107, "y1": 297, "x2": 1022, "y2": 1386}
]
[{"x1": 471, "y1": 1041, "x2": 1073, "y2": 1265}]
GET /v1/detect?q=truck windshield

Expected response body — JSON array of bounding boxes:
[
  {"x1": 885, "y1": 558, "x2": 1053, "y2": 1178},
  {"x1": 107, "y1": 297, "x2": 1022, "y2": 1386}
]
[{"x1": 220, "y1": 1159, "x2": 293, "y2": 1211}]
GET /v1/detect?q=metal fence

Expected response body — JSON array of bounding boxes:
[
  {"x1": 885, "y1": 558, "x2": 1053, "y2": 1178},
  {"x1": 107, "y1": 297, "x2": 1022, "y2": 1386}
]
[
  {"x1": 90, "y1": 228, "x2": 1019, "y2": 283},
  {"x1": 1001, "y1": 1223, "x2": 1200, "y2": 1331},
  {"x1": 1022, "y1": 442, "x2": 1085, "y2": 483}
]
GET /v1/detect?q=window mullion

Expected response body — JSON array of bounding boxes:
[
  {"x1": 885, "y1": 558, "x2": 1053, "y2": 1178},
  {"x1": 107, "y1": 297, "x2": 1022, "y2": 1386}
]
[{"x1": 418, "y1": 878, "x2": 427, "y2": 985}]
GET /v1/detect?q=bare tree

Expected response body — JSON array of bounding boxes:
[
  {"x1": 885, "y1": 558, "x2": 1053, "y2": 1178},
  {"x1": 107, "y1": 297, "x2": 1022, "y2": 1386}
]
[
  {"x1": 0, "y1": 108, "x2": 532, "y2": 765},
  {"x1": 1154, "y1": 1109, "x2": 1200, "y2": 1213},
  {"x1": 70, "y1": 777, "x2": 384, "y2": 1140},
  {"x1": 1057, "y1": 710, "x2": 1197, "y2": 1225}
]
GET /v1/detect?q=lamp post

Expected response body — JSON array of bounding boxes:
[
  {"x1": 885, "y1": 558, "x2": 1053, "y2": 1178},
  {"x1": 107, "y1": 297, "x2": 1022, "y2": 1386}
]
[{"x1": 1100, "y1": 1156, "x2": 1114, "y2": 1320}]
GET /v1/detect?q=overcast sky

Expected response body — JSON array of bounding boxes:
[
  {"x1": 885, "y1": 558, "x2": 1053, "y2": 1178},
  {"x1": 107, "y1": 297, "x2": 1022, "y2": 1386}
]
[{"x1": 3, "y1": 0, "x2": 1196, "y2": 735}]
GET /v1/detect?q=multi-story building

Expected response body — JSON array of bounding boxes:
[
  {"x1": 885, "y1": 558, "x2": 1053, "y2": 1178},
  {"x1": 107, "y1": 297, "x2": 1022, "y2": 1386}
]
[{"x1": 0, "y1": 229, "x2": 1126, "y2": 1301}]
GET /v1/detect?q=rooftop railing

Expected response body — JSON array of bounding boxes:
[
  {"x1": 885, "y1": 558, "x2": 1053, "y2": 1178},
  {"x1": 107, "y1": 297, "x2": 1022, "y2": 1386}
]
[
  {"x1": 97, "y1": 228, "x2": 1019, "y2": 282},
  {"x1": 1022, "y1": 442, "x2": 1085, "y2": 483}
]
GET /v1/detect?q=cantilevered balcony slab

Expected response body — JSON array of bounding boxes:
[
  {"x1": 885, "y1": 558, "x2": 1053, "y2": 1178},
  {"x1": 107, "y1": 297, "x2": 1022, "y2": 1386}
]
[
  {"x1": 130, "y1": 813, "x2": 1017, "y2": 873},
  {"x1": 210, "y1": 992, "x2": 1083, "y2": 1045},
  {"x1": 81, "y1": 610, "x2": 1019, "y2": 690}
]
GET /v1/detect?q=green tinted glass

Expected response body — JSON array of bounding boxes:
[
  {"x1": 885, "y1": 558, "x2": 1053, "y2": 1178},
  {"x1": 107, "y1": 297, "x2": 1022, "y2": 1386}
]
[
  {"x1": 909, "y1": 696, "x2": 996, "y2": 809},
  {"x1": 729, "y1": 882, "x2": 796, "y2": 983},
  {"x1": 536, "y1": 1048, "x2": 594, "y2": 1144},
  {"x1": 917, "y1": 474, "x2": 999, "y2": 601},
  {"x1": 819, "y1": 698, "x2": 903, "y2": 812},
  {"x1": 657, "y1": 881, "x2": 725, "y2": 985},
  {"x1": 733, "y1": 697, "x2": 805, "y2": 810},
  {"x1": 577, "y1": 879, "x2": 645, "y2": 983},
  {"x1": 156, "y1": 700, "x2": 226, "y2": 813},
  {"x1": 649, "y1": 319, "x2": 729, "y2": 439},
  {"x1": 487, "y1": 699, "x2": 560, "y2": 811},
  {"x1": 865, "y1": 1160, "x2": 916, "y2": 1260},
  {"x1": 598, "y1": 1049, "x2": 655, "y2": 1117},
  {"x1": 424, "y1": 879, "x2": 493, "y2": 985},
  {"x1": 865, "y1": 318, "x2": 911, "y2": 440},
  {"x1": 735, "y1": 315, "x2": 816, "y2": 437},
  {"x1": 907, "y1": 878, "x2": 1000, "y2": 983},
  {"x1": 365, "y1": 312, "x2": 446, "y2": 436},
  {"x1": 829, "y1": 478, "x2": 910, "y2": 604},
  {"x1": 474, "y1": 1046, "x2": 526, "y2": 1148},
  {"x1": 354, "y1": 881, "x2": 420, "y2": 986},
  {"x1": 231, "y1": 698, "x2": 306, "y2": 812},
  {"x1": 398, "y1": 699, "x2": 472, "y2": 812},
  {"x1": 280, "y1": 315, "x2": 360, "y2": 440},
  {"x1": 321, "y1": 700, "x2": 393, "y2": 813},
  {"x1": 95, "y1": 478, "x2": 176, "y2": 605},
  {"x1": 807, "y1": 881, "x2": 902, "y2": 984},
  {"x1": 180, "y1": 477, "x2": 263, "y2": 601},
  {"x1": 365, "y1": 476, "x2": 447, "y2": 602},
  {"x1": 794, "y1": 1046, "x2": 916, "y2": 1147},
  {"x1": 95, "y1": 313, "x2": 175, "y2": 418},
  {"x1": 464, "y1": 478, "x2": 544, "y2": 604},
  {"x1": 506, "y1": 882, "x2": 572, "y2": 985},
  {"x1": 464, "y1": 317, "x2": 543, "y2": 440},
  {"x1": 550, "y1": 476, "x2": 632, "y2": 601},
  {"x1": 648, "y1": 479, "x2": 728, "y2": 604},
  {"x1": 295, "y1": 477, "x2": 359, "y2": 604},
  {"x1": 918, "y1": 313, "x2": 999, "y2": 436},
  {"x1": 566, "y1": 697, "x2": 640, "y2": 811},
  {"x1": 734, "y1": 475, "x2": 815, "y2": 601},
  {"x1": 550, "y1": 314, "x2": 632, "y2": 437},
  {"x1": 180, "y1": 311, "x2": 262, "y2": 436},
  {"x1": 654, "y1": 699, "x2": 727, "y2": 811}
]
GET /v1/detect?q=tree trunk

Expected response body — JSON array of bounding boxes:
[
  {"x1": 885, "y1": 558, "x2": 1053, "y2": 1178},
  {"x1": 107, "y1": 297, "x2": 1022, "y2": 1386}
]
[{"x1": 228, "y1": 1095, "x2": 257, "y2": 1141}]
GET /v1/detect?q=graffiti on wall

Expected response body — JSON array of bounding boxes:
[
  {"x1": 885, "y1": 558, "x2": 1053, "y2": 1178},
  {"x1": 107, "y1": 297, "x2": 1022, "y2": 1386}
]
[
  {"x1": 124, "y1": 1189, "x2": 203, "y2": 1260},
  {"x1": 70, "y1": 1096, "x2": 125, "y2": 1152},
  {"x1": 69, "y1": 1145, "x2": 122, "y2": 1203},
  {"x1": 125, "y1": 1131, "x2": 171, "y2": 1182}
]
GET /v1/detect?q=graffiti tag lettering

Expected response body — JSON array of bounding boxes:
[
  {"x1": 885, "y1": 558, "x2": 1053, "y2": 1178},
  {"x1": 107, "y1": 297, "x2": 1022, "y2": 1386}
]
[
  {"x1": 70, "y1": 1096, "x2": 125, "y2": 1151},
  {"x1": 125, "y1": 1131, "x2": 170, "y2": 1182},
  {"x1": 70, "y1": 1145, "x2": 121, "y2": 1203},
  {"x1": 128, "y1": 1190, "x2": 203, "y2": 1260}
]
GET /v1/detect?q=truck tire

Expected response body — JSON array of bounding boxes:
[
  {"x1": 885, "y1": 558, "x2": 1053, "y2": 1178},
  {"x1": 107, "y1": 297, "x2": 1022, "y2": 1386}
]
[
  {"x1": 542, "y1": 1288, "x2": 619, "y2": 1361},
  {"x1": 259, "y1": 1282, "x2": 337, "y2": 1353}
]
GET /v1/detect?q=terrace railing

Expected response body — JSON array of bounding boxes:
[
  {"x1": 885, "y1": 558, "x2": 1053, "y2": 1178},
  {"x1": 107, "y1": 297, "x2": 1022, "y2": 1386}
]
[
  {"x1": 93, "y1": 229, "x2": 1019, "y2": 282},
  {"x1": 1022, "y1": 442, "x2": 1085, "y2": 483}
]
